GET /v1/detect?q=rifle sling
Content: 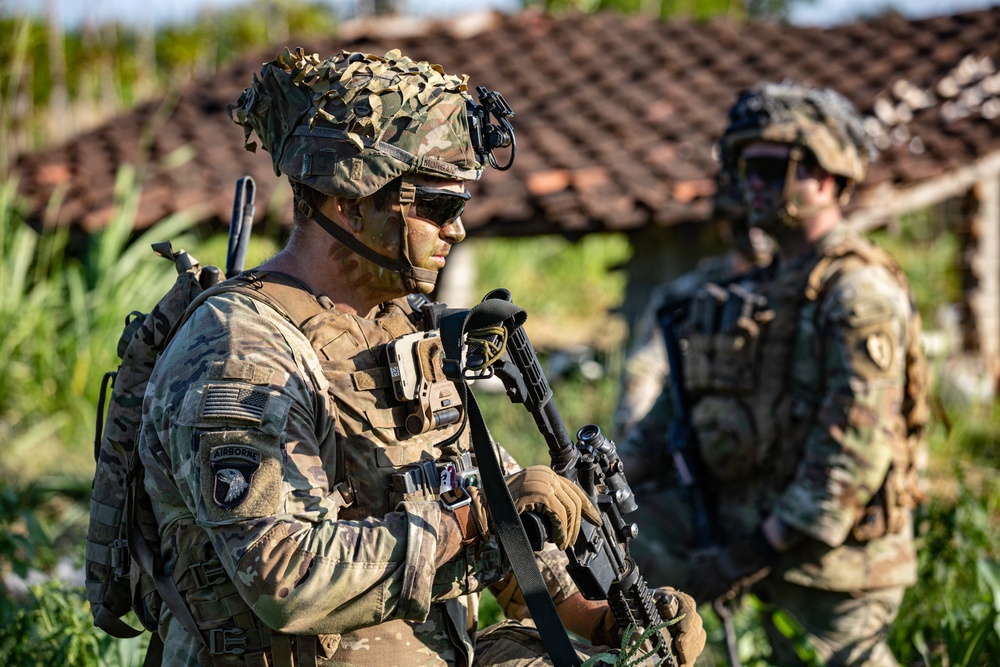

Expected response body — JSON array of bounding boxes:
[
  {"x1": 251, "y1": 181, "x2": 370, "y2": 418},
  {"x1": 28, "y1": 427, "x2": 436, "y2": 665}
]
[{"x1": 440, "y1": 303, "x2": 582, "y2": 667}]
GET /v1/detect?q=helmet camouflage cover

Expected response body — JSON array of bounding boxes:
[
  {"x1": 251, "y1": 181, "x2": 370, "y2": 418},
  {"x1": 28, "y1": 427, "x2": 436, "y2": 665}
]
[
  {"x1": 719, "y1": 81, "x2": 876, "y2": 183},
  {"x1": 228, "y1": 48, "x2": 483, "y2": 199}
]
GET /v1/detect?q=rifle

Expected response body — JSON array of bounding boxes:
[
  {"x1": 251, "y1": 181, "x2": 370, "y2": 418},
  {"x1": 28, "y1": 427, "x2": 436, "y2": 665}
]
[
  {"x1": 656, "y1": 300, "x2": 741, "y2": 667},
  {"x1": 477, "y1": 288, "x2": 678, "y2": 667}
]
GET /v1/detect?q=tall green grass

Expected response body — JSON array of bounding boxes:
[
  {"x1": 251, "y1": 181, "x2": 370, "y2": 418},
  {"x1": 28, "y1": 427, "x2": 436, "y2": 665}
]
[{"x1": 0, "y1": 169, "x2": 197, "y2": 478}]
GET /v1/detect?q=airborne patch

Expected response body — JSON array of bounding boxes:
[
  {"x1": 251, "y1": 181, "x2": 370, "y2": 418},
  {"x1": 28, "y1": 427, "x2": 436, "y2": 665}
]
[
  {"x1": 201, "y1": 385, "x2": 269, "y2": 424},
  {"x1": 210, "y1": 445, "x2": 261, "y2": 509}
]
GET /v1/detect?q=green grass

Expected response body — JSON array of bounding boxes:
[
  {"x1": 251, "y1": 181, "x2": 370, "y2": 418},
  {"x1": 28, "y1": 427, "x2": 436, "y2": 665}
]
[
  {"x1": 0, "y1": 168, "x2": 197, "y2": 478},
  {"x1": 869, "y1": 208, "x2": 962, "y2": 325}
]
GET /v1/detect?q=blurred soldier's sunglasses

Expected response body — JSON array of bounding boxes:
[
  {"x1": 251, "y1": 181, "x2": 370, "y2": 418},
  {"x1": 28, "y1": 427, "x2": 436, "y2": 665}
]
[
  {"x1": 737, "y1": 157, "x2": 789, "y2": 185},
  {"x1": 413, "y1": 186, "x2": 471, "y2": 227}
]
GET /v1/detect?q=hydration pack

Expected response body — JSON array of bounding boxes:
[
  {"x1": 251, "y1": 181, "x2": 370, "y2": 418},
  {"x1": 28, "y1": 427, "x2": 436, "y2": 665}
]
[{"x1": 86, "y1": 242, "x2": 222, "y2": 640}]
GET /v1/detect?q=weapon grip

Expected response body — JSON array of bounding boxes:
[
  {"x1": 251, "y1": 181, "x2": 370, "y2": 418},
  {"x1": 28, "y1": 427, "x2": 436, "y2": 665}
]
[
  {"x1": 607, "y1": 561, "x2": 677, "y2": 667},
  {"x1": 520, "y1": 511, "x2": 549, "y2": 551}
]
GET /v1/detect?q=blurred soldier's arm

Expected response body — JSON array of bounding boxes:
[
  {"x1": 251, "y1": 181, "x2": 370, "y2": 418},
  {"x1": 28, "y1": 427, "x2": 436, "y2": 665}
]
[
  {"x1": 616, "y1": 380, "x2": 678, "y2": 487},
  {"x1": 616, "y1": 284, "x2": 671, "y2": 437},
  {"x1": 770, "y1": 262, "x2": 911, "y2": 548}
]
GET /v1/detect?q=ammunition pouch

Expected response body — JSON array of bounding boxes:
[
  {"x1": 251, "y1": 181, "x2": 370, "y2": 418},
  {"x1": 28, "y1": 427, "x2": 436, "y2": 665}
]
[{"x1": 681, "y1": 283, "x2": 770, "y2": 394}]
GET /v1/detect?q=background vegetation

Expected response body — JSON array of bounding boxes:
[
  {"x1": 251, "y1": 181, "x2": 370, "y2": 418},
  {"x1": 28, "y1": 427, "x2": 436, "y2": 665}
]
[{"x1": 0, "y1": 1, "x2": 997, "y2": 665}]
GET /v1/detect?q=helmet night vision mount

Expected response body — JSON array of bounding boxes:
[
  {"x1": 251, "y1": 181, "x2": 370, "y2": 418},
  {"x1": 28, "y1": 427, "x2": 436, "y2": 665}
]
[{"x1": 468, "y1": 86, "x2": 516, "y2": 171}]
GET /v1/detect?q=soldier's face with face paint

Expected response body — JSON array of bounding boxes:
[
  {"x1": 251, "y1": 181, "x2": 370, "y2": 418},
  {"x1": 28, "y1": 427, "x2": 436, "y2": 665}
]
[{"x1": 356, "y1": 176, "x2": 469, "y2": 295}]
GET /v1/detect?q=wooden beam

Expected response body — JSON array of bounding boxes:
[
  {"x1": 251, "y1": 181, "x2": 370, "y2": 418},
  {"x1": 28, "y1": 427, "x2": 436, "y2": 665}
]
[
  {"x1": 847, "y1": 152, "x2": 1000, "y2": 231},
  {"x1": 970, "y1": 175, "x2": 1000, "y2": 373}
]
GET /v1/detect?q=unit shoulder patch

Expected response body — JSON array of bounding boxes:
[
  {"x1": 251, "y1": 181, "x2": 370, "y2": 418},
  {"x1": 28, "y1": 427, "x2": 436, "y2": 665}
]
[
  {"x1": 865, "y1": 331, "x2": 894, "y2": 371},
  {"x1": 198, "y1": 430, "x2": 283, "y2": 523},
  {"x1": 210, "y1": 444, "x2": 261, "y2": 509}
]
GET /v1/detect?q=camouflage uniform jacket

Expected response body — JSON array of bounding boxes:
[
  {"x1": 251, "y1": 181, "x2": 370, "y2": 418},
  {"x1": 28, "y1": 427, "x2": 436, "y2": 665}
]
[
  {"x1": 626, "y1": 225, "x2": 924, "y2": 592},
  {"x1": 138, "y1": 275, "x2": 578, "y2": 666}
]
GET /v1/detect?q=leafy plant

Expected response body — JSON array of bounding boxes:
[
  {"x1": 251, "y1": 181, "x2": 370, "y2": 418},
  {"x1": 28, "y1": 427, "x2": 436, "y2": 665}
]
[
  {"x1": 0, "y1": 475, "x2": 143, "y2": 666},
  {"x1": 890, "y1": 476, "x2": 1000, "y2": 666},
  {"x1": 0, "y1": 169, "x2": 197, "y2": 478}
]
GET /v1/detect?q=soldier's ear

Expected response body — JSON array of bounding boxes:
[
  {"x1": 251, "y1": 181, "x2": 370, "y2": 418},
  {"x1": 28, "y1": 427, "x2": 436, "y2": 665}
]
[{"x1": 331, "y1": 195, "x2": 365, "y2": 233}]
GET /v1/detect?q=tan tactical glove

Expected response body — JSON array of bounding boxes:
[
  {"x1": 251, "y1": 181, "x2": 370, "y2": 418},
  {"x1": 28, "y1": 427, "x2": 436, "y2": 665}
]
[
  {"x1": 590, "y1": 587, "x2": 705, "y2": 667},
  {"x1": 468, "y1": 466, "x2": 601, "y2": 550},
  {"x1": 506, "y1": 466, "x2": 601, "y2": 550},
  {"x1": 652, "y1": 586, "x2": 707, "y2": 667}
]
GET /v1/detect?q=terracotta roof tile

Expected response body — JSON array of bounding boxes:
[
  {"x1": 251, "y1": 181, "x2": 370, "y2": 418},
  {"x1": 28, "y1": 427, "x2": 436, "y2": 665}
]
[{"x1": 12, "y1": 6, "x2": 1000, "y2": 236}]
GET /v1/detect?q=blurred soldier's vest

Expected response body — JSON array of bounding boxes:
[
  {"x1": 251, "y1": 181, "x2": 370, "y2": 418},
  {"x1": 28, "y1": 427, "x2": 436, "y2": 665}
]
[
  {"x1": 156, "y1": 273, "x2": 502, "y2": 666},
  {"x1": 679, "y1": 230, "x2": 927, "y2": 542}
]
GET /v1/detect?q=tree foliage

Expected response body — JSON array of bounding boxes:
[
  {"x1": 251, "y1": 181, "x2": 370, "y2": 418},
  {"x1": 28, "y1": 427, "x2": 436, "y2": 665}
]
[{"x1": 521, "y1": 0, "x2": 796, "y2": 21}]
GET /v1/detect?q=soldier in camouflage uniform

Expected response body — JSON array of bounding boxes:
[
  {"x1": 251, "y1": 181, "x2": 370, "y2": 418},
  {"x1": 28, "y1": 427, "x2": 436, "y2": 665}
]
[
  {"x1": 137, "y1": 48, "x2": 705, "y2": 666},
  {"x1": 615, "y1": 214, "x2": 774, "y2": 436},
  {"x1": 622, "y1": 82, "x2": 928, "y2": 666}
]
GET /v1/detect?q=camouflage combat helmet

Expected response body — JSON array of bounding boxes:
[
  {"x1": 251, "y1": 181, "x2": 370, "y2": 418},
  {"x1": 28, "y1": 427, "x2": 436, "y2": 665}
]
[
  {"x1": 228, "y1": 47, "x2": 514, "y2": 292},
  {"x1": 229, "y1": 47, "x2": 483, "y2": 198},
  {"x1": 719, "y1": 81, "x2": 876, "y2": 185}
]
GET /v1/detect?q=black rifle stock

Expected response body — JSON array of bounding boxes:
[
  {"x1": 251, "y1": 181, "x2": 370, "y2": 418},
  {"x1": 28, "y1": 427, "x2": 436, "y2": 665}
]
[
  {"x1": 656, "y1": 303, "x2": 715, "y2": 551},
  {"x1": 484, "y1": 288, "x2": 677, "y2": 667}
]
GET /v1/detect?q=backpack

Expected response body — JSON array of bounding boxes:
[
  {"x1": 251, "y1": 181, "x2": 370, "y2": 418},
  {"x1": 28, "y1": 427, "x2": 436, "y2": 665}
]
[{"x1": 86, "y1": 241, "x2": 222, "y2": 641}]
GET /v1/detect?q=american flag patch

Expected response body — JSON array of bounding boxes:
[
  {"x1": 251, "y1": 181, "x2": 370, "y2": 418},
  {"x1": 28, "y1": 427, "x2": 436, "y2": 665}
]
[{"x1": 201, "y1": 385, "x2": 269, "y2": 423}]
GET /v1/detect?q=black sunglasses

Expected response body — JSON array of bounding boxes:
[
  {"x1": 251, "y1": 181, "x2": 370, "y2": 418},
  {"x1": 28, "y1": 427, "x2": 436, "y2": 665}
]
[
  {"x1": 411, "y1": 186, "x2": 471, "y2": 227},
  {"x1": 737, "y1": 157, "x2": 789, "y2": 184}
]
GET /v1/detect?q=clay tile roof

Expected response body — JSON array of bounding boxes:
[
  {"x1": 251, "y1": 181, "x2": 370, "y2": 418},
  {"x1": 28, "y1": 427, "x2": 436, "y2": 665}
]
[{"x1": 11, "y1": 6, "x2": 1000, "y2": 237}]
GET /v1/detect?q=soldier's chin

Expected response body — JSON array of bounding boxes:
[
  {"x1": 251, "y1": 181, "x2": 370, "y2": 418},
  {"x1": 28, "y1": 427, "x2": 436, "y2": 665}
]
[{"x1": 412, "y1": 278, "x2": 437, "y2": 295}]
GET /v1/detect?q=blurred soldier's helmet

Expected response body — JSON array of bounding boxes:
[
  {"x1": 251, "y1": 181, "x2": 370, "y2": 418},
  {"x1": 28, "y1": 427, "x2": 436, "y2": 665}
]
[
  {"x1": 719, "y1": 81, "x2": 875, "y2": 184},
  {"x1": 228, "y1": 48, "x2": 483, "y2": 198}
]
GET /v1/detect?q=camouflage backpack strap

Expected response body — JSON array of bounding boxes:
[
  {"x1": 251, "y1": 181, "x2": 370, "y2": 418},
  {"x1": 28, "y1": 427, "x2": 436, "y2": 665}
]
[{"x1": 171, "y1": 270, "x2": 328, "y2": 342}]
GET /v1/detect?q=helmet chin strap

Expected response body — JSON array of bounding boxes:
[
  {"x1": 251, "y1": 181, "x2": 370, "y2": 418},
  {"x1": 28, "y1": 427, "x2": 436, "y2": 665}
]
[
  {"x1": 774, "y1": 146, "x2": 840, "y2": 227},
  {"x1": 396, "y1": 176, "x2": 438, "y2": 293},
  {"x1": 295, "y1": 184, "x2": 439, "y2": 293}
]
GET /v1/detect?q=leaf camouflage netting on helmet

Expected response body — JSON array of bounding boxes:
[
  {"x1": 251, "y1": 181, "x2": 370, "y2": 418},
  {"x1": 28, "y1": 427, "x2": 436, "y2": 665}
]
[{"x1": 227, "y1": 48, "x2": 483, "y2": 199}]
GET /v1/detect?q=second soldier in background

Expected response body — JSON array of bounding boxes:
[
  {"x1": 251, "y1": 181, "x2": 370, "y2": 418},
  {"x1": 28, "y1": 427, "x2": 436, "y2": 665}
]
[{"x1": 622, "y1": 82, "x2": 929, "y2": 666}]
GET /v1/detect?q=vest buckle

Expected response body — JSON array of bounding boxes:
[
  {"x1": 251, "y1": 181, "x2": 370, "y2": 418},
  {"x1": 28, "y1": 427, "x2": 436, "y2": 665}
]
[
  {"x1": 111, "y1": 538, "x2": 130, "y2": 579},
  {"x1": 193, "y1": 559, "x2": 228, "y2": 587},
  {"x1": 210, "y1": 627, "x2": 247, "y2": 655}
]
